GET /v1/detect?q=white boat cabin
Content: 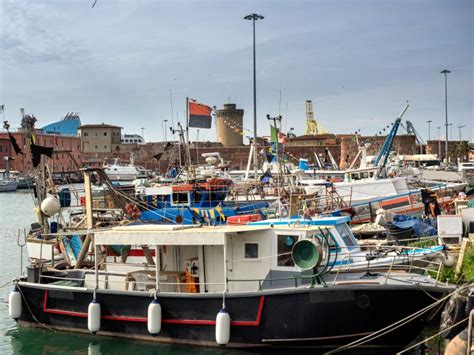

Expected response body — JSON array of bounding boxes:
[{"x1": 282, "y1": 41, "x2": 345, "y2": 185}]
[{"x1": 94, "y1": 217, "x2": 360, "y2": 294}]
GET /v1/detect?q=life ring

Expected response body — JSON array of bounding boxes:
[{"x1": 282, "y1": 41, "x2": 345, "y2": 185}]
[{"x1": 440, "y1": 294, "x2": 467, "y2": 339}]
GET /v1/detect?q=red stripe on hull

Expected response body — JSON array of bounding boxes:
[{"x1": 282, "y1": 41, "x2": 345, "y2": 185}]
[{"x1": 42, "y1": 290, "x2": 265, "y2": 327}]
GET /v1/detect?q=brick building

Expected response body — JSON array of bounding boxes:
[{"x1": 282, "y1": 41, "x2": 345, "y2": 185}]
[
  {"x1": 78, "y1": 124, "x2": 122, "y2": 154},
  {"x1": 285, "y1": 134, "x2": 338, "y2": 147},
  {"x1": 338, "y1": 134, "x2": 419, "y2": 168},
  {"x1": 0, "y1": 132, "x2": 83, "y2": 173},
  {"x1": 425, "y1": 140, "x2": 466, "y2": 160},
  {"x1": 0, "y1": 138, "x2": 12, "y2": 170}
]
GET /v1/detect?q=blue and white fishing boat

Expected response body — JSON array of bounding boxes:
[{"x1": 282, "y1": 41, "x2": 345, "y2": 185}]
[{"x1": 136, "y1": 178, "x2": 269, "y2": 225}]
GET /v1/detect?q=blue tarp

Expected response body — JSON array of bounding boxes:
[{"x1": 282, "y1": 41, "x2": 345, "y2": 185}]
[{"x1": 392, "y1": 215, "x2": 437, "y2": 237}]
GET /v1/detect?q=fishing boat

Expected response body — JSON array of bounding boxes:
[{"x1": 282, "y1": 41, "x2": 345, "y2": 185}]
[
  {"x1": 136, "y1": 177, "x2": 269, "y2": 225},
  {"x1": 0, "y1": 171, "x2": 18, "y2": 192},
  {"x1": 0, "y1": 175, "x2": 18, "y2": 192},
  {"x1": 104, "y1": 154, "x2": 151, "y2": 181},
  {"x1": 8, "y1": 168, "x2": 454, "y2": 350},
  {"x1": 1, "y1": 157, "x2": 19, "y2": 192},
  {"x1": 9, "y1": 217, "x2": 454, "y2": 350}
]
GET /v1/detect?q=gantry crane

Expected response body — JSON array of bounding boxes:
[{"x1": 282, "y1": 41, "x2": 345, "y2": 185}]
[{"x1": 305, "y1": 100, "x2": 328, "y2": 135}]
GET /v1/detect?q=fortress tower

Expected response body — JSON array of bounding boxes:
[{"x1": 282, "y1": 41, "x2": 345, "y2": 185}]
[{"x1": 216, "y1": 103, "x2": 244, "y2": 147}]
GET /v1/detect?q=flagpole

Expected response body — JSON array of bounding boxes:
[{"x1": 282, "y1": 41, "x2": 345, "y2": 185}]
[
  {"x1": 169, "y1": 89, "x2": 175, "y2": 141},
  {"x1": 186, "y1": 97, "x2": 189, "y2": 145}
]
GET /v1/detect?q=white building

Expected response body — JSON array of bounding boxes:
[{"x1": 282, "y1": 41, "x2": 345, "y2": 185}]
[{"x1": 121, "y1": 134, "x2": 144, "y2": 144}]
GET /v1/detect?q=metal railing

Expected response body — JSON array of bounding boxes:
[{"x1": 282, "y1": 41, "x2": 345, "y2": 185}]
[{"x1": 34, "y1": 243, "x2": 448, "y2": 294}]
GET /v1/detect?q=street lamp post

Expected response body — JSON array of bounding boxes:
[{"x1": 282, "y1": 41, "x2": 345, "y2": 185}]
[
  {"x1": 426, "y1": 120, "x2": 432, "y2": 141},
  {"x1": 458, "y1": 125, "x2": 466, "y2": 141},
  {"x1": 440, "y1": 69, "x2": 450, "y2": 162},
  {"x1": 437, "y1": 126, "x2": 441, "y2": 160},
  {"x1": 449, "y1": 123, "x2": 453, "y2": 142},
  {"x1": 244, "y1": 13, "x2": 264, "y2": 180},
  {"x1": 141, "y1": 127, "x2": 145, "y2": 143},
  {"x1": 164, "y1": 119, "x2": 168, "y2": 143}
]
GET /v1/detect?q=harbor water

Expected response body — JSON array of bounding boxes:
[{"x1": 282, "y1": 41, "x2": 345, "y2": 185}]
[{"x1": 0, "y1": 190, "x2": 441, "y2": 354}]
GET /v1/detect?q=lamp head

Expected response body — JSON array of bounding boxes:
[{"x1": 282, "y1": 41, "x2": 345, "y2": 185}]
[{"x1": 244, "y1": 13, "x2": 264, "y2": 21}]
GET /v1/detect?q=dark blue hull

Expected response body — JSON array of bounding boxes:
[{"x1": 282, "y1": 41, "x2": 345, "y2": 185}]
[{"x1": 140, "y1": 201, "x2": 269, "y2": 225}]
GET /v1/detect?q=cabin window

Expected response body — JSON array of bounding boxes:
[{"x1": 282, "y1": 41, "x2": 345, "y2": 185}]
[
  {"x1": 369, "y1": 172, "x2": 374, "y2": 178},
  {"x1": 335, "y1": 224, "x2": 357, "y2": 248},
  {"x1": 244, "y1": 243, "x2": 259, "y2": 259},
  {"x1": 277, "y1": 235, "x2": 298, "y2": 267},
  {"x1": 172, "y1": 192, "x2": 189, "y2": 204}
]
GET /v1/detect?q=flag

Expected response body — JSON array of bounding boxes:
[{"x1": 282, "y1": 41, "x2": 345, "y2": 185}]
[
  {"x1": 8, "y1": 132, "x2": 23, "y2": 156},
  {"x1": 188, "y1": 100, "x2": 212, "y2": 129},
  {"x1": 270, "y1": 125, "x2": 286, "y2": 145},
  {"x1": 153, "y1": 142, "x2": 174, "y2": 161},
  {"x1": 2, "y1": 120, "x2": 23, "y2": 156},
  {"x1": 31, "y1": 143, "x2": 53, "y2": 167}
]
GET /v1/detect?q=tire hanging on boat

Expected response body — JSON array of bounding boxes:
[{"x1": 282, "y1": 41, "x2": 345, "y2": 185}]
[{"x1": 440, "y1": 293, "x2": 467, "y2": 339}]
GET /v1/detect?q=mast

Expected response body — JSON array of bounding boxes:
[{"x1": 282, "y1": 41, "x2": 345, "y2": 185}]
[{"x1": 186, "y1": 97, "x2": 189, "y2": 145}]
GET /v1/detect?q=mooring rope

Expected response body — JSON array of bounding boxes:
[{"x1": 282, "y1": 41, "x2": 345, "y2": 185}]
[
  {"x1": 16, "y1": 284, "x2": 56, "y2": 332},
  {"x1": 327, "y1": 284, "x2": 468, "y2": 353},
  {"x1": 397, "y1": 315, "x2": 469, "y2": 354}
]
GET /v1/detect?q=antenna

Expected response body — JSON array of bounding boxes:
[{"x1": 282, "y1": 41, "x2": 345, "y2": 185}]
[
  {"x1": 169, "y1": 88, "x2": 175, "y2": 139},
  {"x1": 457, "y1": 124, "x2": 466, "y2": 141}
]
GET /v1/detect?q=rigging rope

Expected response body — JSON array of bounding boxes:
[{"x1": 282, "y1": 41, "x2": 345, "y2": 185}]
[{"x1": 327, "y1": 284, "x2": 468, "y2": 353}]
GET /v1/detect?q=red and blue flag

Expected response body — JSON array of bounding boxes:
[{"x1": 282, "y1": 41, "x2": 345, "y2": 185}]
[{"x1": 188, "y1": 100, "x2": 213, "y2": 129}]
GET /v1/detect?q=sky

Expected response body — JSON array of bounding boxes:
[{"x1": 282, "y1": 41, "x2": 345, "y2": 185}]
[{"x1": 0, "y1": 0, "x2": 472, "y2": 143}]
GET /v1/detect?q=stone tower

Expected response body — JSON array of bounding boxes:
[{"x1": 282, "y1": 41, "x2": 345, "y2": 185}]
[{"x1": 216, "y1": 103, "x2": 244, "y2": 147}]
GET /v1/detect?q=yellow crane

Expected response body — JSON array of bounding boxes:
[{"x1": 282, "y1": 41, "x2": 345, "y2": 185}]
[{"x1": 305, "y1": 100, "x2": 328, "y2": 135}]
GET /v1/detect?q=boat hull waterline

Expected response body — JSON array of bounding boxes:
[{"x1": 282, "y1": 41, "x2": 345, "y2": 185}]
[{"x1": 15, "y1": 282, "x2": 447, "y2": 349}]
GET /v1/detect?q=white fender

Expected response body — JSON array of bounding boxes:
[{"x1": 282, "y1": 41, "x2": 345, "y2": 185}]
[
  {"x1": 147, "y1": 298, "x2": 162, "y2": 335},
  {"x1": 88, "y1": 300, "x2": 101, "y2": 333},
  {"x1": 443, "y1": 254, "x2": 456, "y2": 268},
  {"x1": 215, "y1": 308, "x2": 231, "y2": 345},
  {"x1": 41, "y1": 196, "x2": 61, "y2": 216},
  {"x1": 9, "y1": 289, "x2": 22, "y2": 319}
]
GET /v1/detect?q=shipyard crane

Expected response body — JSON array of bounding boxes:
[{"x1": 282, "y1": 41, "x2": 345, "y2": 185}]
[
  {"x1": 374, "y1": 103, "x2": 410, "y2": 177},
  {"x1": 305, "y1": 100, "x2": 328, "y2": 135},
  {"x1": 405, "y1": 121, "x2": 425, "y2": 145},
  {"x1": 398, "y1": 120, "x2": 425, "y2": 154}
]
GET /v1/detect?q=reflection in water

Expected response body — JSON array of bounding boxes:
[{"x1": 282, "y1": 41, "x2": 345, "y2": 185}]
[
  {"x1": 7, "y1": 325, "x2": 423, "y2": 355},
  {"x1": 8, "y1": 327, "x2": 257, "y2": 355}
]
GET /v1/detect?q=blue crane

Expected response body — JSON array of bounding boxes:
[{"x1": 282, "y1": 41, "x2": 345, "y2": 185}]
[{"x1": 374, "y1": 103, "x2": 410, "y2": 177}]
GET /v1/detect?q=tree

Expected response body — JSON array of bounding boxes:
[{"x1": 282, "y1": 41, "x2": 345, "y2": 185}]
[{"x1": 448, "y1": 141, "x2": 470, "y2": 162}]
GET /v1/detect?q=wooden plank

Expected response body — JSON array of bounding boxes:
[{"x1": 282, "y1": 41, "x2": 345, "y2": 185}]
[{"x1": 455, "y1": 238, "x2": 471, "y2": 277}]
